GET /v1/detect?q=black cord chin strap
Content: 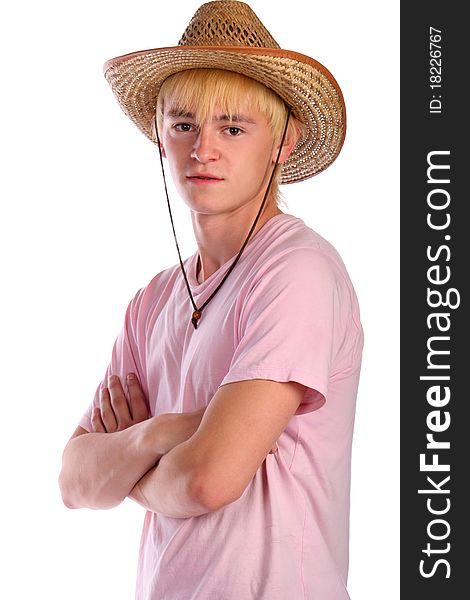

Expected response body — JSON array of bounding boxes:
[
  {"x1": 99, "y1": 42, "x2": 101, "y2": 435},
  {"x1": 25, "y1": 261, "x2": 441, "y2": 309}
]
[{"x1": 155, "y1": 108, "x2": 291, "y2": 330}]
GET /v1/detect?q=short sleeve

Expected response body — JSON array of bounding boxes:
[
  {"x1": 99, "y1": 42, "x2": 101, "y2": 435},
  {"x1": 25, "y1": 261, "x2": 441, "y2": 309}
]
[
  {"x1": 78, "y1": 287, "x2": 148, "y2": 431},
  {"x1": 219, "y1": 248, "x2": 350, "y2": 415}
]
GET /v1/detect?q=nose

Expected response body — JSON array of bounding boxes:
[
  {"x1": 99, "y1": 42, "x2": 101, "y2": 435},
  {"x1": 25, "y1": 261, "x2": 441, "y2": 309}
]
[{"x1": 190, "y1": 126, "x2": 220, "y2": 163}]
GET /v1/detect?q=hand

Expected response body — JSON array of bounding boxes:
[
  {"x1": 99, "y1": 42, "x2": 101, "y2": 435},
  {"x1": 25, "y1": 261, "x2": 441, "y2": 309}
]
[{"x1": 92, "y1": 373, "x2": 149, "y2": 433}]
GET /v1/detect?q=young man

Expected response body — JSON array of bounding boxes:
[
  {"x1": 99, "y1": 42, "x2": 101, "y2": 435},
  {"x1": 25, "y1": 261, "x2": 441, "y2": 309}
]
[{"x1": 59, "y1": 2, "x2": 363, "y2": 598}]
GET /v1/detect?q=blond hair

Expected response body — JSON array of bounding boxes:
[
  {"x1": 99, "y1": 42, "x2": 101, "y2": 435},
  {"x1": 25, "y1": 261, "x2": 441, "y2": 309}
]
[{"x1": 155, "y1": 69, "x2": 305, "y2": 206}]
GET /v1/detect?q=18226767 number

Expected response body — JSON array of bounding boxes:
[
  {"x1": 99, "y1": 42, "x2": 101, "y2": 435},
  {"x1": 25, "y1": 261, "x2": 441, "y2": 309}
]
[{"x1": 429, "y1": 27, "x2": 442, "y2": 89}]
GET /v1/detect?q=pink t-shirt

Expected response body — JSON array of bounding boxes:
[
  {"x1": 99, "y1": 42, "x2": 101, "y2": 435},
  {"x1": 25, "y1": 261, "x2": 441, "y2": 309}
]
[{"x1": 79, "y1": 213, "x2": 364, "y2": 599}]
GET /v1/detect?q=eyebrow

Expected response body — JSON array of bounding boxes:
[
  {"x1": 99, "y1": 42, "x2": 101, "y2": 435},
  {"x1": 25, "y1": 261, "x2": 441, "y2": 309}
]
[
  {"x1": 167, "y1": 109, "x2": 195, "y2": 119},
  {"x1": 166, "y1": 109, "x2": 256, "y2": 124}
]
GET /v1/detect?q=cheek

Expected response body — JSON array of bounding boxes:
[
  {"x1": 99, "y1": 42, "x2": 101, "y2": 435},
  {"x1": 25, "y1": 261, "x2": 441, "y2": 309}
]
[
  {"x1": 244, "y1": 146, "x2": 275, "y2": 176},
  {"x1": 162, "y1": 143, "x2": 186, "y2": 174}
]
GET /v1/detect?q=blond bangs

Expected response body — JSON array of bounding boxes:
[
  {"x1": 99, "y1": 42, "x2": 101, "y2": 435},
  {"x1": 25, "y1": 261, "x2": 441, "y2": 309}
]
[{"x1": 157, "y1": 69, "x2": 289, "y2": 138}]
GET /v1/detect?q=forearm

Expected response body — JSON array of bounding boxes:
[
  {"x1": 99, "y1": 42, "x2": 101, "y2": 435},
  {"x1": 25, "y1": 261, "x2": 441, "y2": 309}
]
[
  {"x1": 129, "y1": 439, "x2": 211, "y2": 518},
  {"x1": 59, "y1": 417, "x2": 162, "y2": 510}
]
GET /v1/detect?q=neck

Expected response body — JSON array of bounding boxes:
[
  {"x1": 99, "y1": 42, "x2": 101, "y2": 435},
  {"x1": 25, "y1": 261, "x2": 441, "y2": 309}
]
[{"x1": 192, "y1": 200, "x2": 282, "y2": 282}]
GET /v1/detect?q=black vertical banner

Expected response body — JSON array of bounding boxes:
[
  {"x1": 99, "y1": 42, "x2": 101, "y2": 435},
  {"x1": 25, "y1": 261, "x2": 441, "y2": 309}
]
[{"x1": 401, "y1": 3, "x2": 469, "y2": 598}]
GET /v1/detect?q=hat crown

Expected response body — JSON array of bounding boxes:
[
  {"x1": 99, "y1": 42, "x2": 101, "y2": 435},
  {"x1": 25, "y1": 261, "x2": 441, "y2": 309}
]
[{"x1": 178, "y1": 1, "x2": 280, "y2": 49}]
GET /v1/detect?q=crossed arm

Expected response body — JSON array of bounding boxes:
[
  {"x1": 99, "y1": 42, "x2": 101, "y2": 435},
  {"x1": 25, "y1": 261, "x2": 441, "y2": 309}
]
[{"x1": 59, "y1": 373, "x2": 305, "y2": 518}]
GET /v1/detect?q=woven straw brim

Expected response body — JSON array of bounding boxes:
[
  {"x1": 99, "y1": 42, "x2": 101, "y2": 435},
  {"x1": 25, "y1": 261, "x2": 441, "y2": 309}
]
[{"x1": 103, "y1": 46, "x2": 346, "y2": 183}]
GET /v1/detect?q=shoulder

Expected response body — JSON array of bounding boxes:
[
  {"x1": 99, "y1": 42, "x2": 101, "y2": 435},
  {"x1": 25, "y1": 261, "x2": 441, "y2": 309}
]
[
  {"x1": 249, "y1": 214, "x2": 355, "y2": 296},
  {"x1": 237, "y1": 215, "x2": 363, "y2": 360}
]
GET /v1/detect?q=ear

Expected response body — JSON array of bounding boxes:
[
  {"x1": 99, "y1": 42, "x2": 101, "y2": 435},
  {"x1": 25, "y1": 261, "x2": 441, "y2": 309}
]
[
  {"x1": 272, "y1": 127, "x2": 300, "y2": 165},
  {"x1": 160, "y1": 143, "x2": 167, "y2": 158}
]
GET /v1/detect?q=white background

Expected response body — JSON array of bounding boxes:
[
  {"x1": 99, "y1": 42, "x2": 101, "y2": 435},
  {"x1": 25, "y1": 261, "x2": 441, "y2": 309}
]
[{"x1": 0, "y1": 0, "x2": 399, "y2": 598}]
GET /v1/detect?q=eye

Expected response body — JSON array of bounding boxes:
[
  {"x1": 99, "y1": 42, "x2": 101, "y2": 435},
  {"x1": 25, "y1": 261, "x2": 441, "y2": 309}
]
[
  {"x1": 174, "y1": 123, "x2": 194, "y2": 132},
  {"x1": 226, "y1": 126, "x2": 243, "y2": 136}
]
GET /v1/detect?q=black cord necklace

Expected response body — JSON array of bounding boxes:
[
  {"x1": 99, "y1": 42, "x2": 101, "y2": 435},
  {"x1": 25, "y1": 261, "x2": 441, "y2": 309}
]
[{"x1": 155, "y1": 109, "x2": 291, "y2": 330}]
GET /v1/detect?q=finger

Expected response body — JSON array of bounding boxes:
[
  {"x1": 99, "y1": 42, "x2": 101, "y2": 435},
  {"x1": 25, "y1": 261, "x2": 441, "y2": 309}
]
[
  {"x1": 108, "y1": 375, "x2": 133, "y2": 430},
  {"x1": 126, "y1": 373, "x2": 149, "y2": 423},
  {"x1": 100, "y1": 386, "x2": 118, "y2": 432},
  {"x1": 91, "y1": 407, "x2": 106, "y2": 433}
]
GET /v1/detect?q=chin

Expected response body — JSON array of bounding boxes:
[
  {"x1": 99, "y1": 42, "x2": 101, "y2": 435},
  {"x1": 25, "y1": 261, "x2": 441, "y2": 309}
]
[{"x1": 180, "y1": 195, "x2": 234, "y2": 215}]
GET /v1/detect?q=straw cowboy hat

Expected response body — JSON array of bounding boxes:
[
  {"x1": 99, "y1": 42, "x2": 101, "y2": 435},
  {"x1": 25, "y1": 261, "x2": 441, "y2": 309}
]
[{"x1": 103, "y1": 0, "x2": 346, "y2": 183}]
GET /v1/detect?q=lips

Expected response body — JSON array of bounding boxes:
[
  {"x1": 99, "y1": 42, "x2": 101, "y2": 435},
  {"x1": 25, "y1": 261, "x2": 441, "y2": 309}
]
[
  {"x1": 187, "y1": 173, "x2": 223, "y2": 180},
  {"x1": 186, "y1": 173, "x2": 224, "y2": 185}
]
